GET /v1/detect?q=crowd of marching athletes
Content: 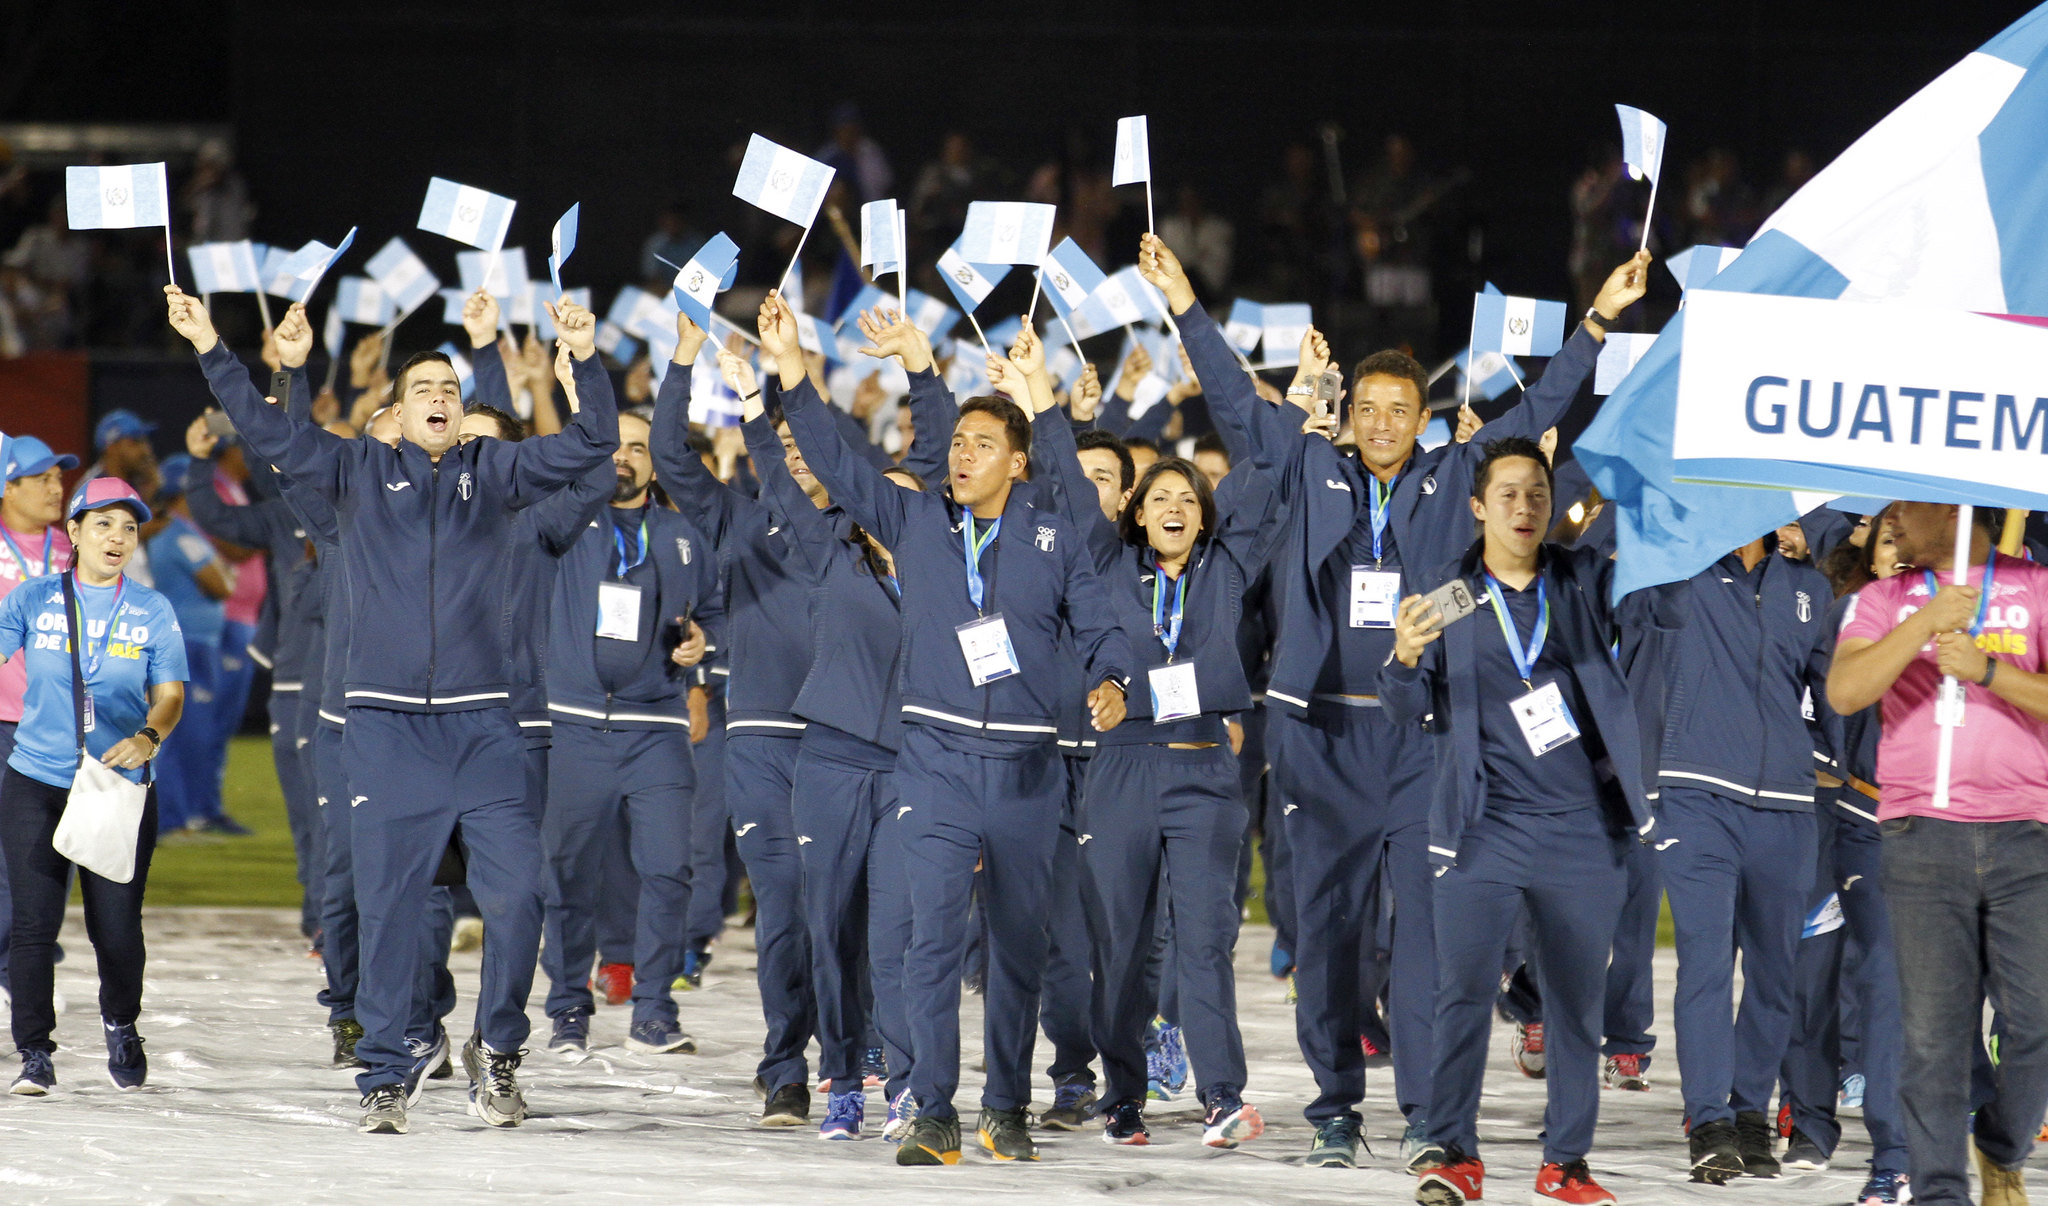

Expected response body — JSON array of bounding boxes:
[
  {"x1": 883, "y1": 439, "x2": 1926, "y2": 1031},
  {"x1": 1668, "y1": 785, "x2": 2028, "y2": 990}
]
[{"x1": 0, "y1": 221, "x2": 2044, "y2": 1206}]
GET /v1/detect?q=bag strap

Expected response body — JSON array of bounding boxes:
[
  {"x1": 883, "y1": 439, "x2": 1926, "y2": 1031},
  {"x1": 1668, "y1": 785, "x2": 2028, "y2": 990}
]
[{"x1": 60, "y1": 571, "x2": 86, "y2": 769}]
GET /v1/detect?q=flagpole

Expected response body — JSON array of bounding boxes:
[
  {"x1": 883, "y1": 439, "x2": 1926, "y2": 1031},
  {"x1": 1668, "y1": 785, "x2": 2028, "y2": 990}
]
[
  {"x1": 964, "y1": 309, "x2": 994, "y2": 361},
  {"x1": 254, "y1": 289, "x2": 274, "y2": 335},
  {"x1": 896, "y1": 212, "x2": 909, "y2": 318},
  {"x1": 1931, "y1": 504, "x2": 1976, "y2": 810},
  {"x1": 1503, "y1": 361, "x2": 1525, "y2": 391},
  {"x1": 777, "y1": 224, "x2": 812, "y2": 299},
  {"x1": 323, "y1": 340, "x2": 343, "y2": 394},
  {"x1": 1056, "y1": 312, "x2": 1084, "y2": 357},
  {"x1": 1639, "y1": 173, "x2": 1660, "y2": 256},
  {"x1": 1028, "y1": 273, "x2": 1044, "y2": 323},
  {"x1": 1145, "y1": 180, "x2": 1156, "y2": 238},
  {"x1": 163, "y1": 228, "x2": 178, "y2": 290}
]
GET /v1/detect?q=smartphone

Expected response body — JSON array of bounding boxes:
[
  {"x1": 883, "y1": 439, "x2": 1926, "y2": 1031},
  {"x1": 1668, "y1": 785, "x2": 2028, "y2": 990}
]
[
  {"x1": 1421, "y1": 577, "x2": 1480, "y2": 627},
  {"x1": 268, "y1": 370, "x2": 292, "y2": 405},
  {"x1": 203, "y1": 409, "x2": 236, "y2": 439},
  {"x1": 1311, "y1": 368, "x2": 1343, "y2": 420}
]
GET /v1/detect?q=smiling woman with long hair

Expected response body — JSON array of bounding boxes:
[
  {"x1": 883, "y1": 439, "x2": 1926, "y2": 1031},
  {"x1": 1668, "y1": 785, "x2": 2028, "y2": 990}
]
[{"x1": 0, "y1": 477, "x2": 187, "y2": 1097}]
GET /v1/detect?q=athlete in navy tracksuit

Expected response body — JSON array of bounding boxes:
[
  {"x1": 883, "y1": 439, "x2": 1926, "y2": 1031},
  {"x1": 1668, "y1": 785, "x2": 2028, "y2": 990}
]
[
  {"x1": 537, "y1": 405, "x2": 718, "y2": 1053},
  {"x1": 764, "y1": 292, "x2": 1133, "y2": 1167},
  {"x1": 652, "y1": 320, "x2": 817, "y2": 1124},
  {"x1": 1655, "y1": 536, "x2": 1841, "y2": 1183},
  {"x1": 1024, "y1": 298, "x2": 1282, "y2": 1148},
  {"x1": 1382, "y1": 438, "x2": 1678, "y2": 1206},
  {"x1": 1172, "y1": 239, "x2": 1648, "y2": 1164},
  {"x1": 173, "y1": 288, "x2": 618, "y2": 1134}
]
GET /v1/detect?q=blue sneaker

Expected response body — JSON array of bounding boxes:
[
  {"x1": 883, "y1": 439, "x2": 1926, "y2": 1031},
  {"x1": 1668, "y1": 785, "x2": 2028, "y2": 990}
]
[
  {"x1": 1040, "y1": 1074, "x2": 1098, "y2": 1130},
  {"x1": 1857, "y1": 1168, "x2": 1909, "y2": 1204},
  {"x1": 1841, "y1": 1072, "x2": 1867, "y2": 1109},
  {"x1": 1400, "y1": 1118, "x2": 1445, "y2": 1172},
  {"x1": 883, "y1": 1087, "x2": 917, "y2": 1144},
  {"x1": 624, "y1": 1018, "x2": 697, "y2": 1054},
  {"x1": 820, "y1": 1089, "x2": 864, "y2": 1140},
  {"x1": 1155, "y1": 1019, "x2": 1189, "y2": 1094},
  {"x1": 105, "y1": 1021, "x2": 147, "y2": 1091},
  {"x1": 547, "y1": 1009, "x2": 589, "y2": 1056},
  {"x1": 1144, "y1": 1028, "x2": 1171, "y2": 1101},
  {"x1": 10, "y1": 1048, "x2": 54, "y2": 1096},
  {"x1": 402, "y1": 1023, "x2": 448, "y2": 1106},
  {"x1": 1270, "y1": 945, "x2": 1294, "y2": 978}
]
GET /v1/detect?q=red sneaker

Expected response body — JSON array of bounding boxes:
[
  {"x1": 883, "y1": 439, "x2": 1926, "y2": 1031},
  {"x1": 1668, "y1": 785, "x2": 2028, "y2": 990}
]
[
  {"x1": 1602, "y1": 1053, "x2": 1649, "y2": 1091},
  {"x1": 1512, "y1": 1022, "x2": 1546, "y2": 1079},
  {"x1": 595, "y1": 961, "x2": 634, "y2": 1007},
  {"x1": 1415, "y1": 1153, "x2": 1484, "y2": 1204},
  {"x1": 1778, "y1": 1101, "x2": 1793, "y2": 1138},
  {"x1": 1534, "y1": 1160, "x2": 1617, "y2": 1203}
]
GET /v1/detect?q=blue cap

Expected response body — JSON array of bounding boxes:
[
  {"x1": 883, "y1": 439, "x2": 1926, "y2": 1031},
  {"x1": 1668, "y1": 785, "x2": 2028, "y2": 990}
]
[
  {"x1": 94, "y1": 409, "x2": 157, "y2": 451},
  {"x1": 156, "y1": 454, "x2": 193, "y2": 500},
  {"x1": 66, "y1": 477, "x2": 152, "y2": 524},
  {"x1": 4, "y1": 435, "x2": 80, "y2": 482}
]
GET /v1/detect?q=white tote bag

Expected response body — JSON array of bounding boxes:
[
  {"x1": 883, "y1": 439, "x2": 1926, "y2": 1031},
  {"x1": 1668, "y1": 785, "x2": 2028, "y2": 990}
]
[{"x1": 53, "y1": 757, "x2": 148, "y2": 884}]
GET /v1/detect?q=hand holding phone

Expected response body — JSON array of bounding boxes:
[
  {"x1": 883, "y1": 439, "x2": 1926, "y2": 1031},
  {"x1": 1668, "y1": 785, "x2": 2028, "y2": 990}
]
[
  {"x1": 203, "y1": 409, "x2": 236, "y2": 440},
  {"x1": 267, "y1": 370, "x2": 292, "y2": 407}
]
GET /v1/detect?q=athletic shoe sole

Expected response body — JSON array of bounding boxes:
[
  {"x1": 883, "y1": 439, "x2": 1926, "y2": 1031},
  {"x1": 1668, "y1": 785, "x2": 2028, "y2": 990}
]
[
  {"x1": 9, "y1": 1081, "x2": 52, "y2": 1097},
  {"x1": 760, "y1": 1111, "x2": 808, "y2": 1126},
  {"x1": 358, "y1": 1112, "x2": 407, "y2": 1135},
  {"x1": 1414, "y1": 1182, "x2": 1470, "y2": 1206},
  {"x1": 819, "y1": 1127, "x2": 861, "y2": 1141},
  {"x1": 1103, "y1": 1129, "x2": 1151, "y2": 1146},
  {"x1": 1306, "y1": 1145, "x2": 1359, "y2": 1169},
  {"x1": 1202, "y1": 1104, "x2": 1264, "y2": 1148},
  {"x1": 1690, "y1": 1153, "x2": 1745, "y2": 1185},
  {"x1": 624, "y1": 1034, "x2": 697, "y2": 1055},
  {"x1": 978, "y1": 1130, "x2": 1038, "y2": 1161},
  {"x1": 467, "y1": 1094, "x2": 527, "y2": 1127},
  {"x1": 895, "y1": 1144, "x2": 960, "y2": 1165},
  {"x1": 107, "y1": 1071, "x2": 145, "y2": 1092},
  {"x1": 1039, "y1": 1111, "x2": 1090, "y2": 1131},
  {"x1": 1783, "y1": 1156, "x2": 1830, "y2": 1172},
  {"x1": 403, "y1": 1032, "x2": 449, "y2": 1107}
]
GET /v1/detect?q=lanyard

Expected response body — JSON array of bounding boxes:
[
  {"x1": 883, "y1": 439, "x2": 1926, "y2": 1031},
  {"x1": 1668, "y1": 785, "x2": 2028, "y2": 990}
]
[
  {"x1": 1367, "y1": 473, "x2": 1394, "y2": 565},
  {"x1": 1923, "y1": 558, "x2": 1997, "y2": 637},
  {"x1": 1151, "y1": 558, "x2": 1189, "y2": 659},
  {"x1": 0, "y1": 526, "x2": 51, "y2": 577},
  {"x1": 881, "y1": 573, "x2": 901, "y2": 601},
  {"x1": 1482, "y1": 571, "x2": 1548, "y2": 688},
  {"x1": 70, "y1": 571, "x2": 124, "y2": 683},
  {"x1": 963, "y1": 515, "x2": 1000, "y2": 612},
  {"x1": 612, "y1": 514, "x2": 649, "y2": 578}
]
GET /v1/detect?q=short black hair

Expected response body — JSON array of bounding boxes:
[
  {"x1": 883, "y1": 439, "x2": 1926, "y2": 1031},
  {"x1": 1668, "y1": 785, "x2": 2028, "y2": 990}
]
[
  {"x1": 463, "y1": 403, "x2": 524, "y2": 442},
  {"x1": 1118, "y1": 457, "x2": 1219, "y2": 548},
  {"x1": 1122, "y1": 435, "x2": 1159, "y2": 455},
  {"x1": 1192, "y1": 432, "x2": 1230, "y2": 465},
  {"x1": 1351, "y1": 349, "x2": 1428, "y2": 404},
  {"x1": 1076, "y1": 429, "x2": 1135, "y2": 490},
  {"x1": 1471, "y1": 436, "x2": 1554, "y2": 499},
  {"x1": 958, "y1": 395, "x2": 1031, "y2": 457},
  {"x1": 393, "y1": 350, "x2": 456, "y2": 396}
]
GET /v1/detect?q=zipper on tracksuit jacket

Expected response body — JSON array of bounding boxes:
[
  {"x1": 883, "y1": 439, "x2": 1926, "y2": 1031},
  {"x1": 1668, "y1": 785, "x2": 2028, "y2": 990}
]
[
  {"x1": 428, "y1": 460, "x2": 439, "y2": 705},
  {"x1": 1751, "y1": 579, "x2": 1768, "y2": 800}
]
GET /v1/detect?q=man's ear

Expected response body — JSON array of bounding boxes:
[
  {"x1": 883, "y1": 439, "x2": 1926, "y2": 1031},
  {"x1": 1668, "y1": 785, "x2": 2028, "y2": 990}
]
[
  {"x1": 1009, "y1": 450, "x2": 1028, "y2": 481},
  {"x1": 1469, "y1": 494, "x2": 1485, "y2": 522}
]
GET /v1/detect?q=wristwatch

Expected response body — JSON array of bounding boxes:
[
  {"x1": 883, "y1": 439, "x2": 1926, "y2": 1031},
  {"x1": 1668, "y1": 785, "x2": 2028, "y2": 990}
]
[
  {"x1": 1980, "y1": 660, "x2": 1999, "y2": 688},
  {"x1": 1584, "y1": 305, "x2": 1623, "y2": 328},
  {"x1": 137, "y1": 727, "x2": 162, "y2": 752}
]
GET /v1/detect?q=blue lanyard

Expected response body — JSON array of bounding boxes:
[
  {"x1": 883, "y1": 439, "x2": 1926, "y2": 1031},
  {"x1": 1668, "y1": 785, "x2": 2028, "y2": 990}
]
[
  {"x1": 1367, "y1": 473, "x2": 1394, "y2": 565},
  {"x1": 882, "y1": 573, "x2": 901, "y2": 600},
  {"x1": 1482, "y1": 571, "x2": 1548, "y2": 687},
  {"x1": 612, "y1": 514, "x2": 649, "y2": 577},
  {"x1": 1151, "y1": 558, "x2": 1188, "y2": 659},
  {"x1": 70, "y1": 572, "x2": 124, "y2": 683},
  {"x1": 1923, "y1": 558, "x2": 1997, "y2": 637},
  {"x1": 963, "y1": 515, "x2": 1000, "y2": 612},
  {"x1": 0, "y1": 527, "x2": 51, "y2": 577}
]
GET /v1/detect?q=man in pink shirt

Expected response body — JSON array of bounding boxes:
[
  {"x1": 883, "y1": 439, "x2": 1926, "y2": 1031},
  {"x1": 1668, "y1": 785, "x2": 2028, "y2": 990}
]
[
  {"x1": 0, "y1": 434, "x2": 76, "y2": 1002},
  {"x1": 1831, "y1": 503, "x2": 2048, "y2": 1206}
]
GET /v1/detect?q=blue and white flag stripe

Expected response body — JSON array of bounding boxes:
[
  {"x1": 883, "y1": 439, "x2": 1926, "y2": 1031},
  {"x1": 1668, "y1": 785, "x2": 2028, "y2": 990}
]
[
  {"x1": 418, "y1": 178, "x2": 516, "y2": 252},
  {"x1": 334, "y1": 277, "x2": 394, "y2": 326},
  {"x1": 549, "y1": 203, "x2": 580, "y2": 294},
  {"x1": 456, "y1": 248, "x2": 529, "y2": 299},
  {"x1": 65, "y1": 163, "x2": 170, "y2": 230},
  {"x1": 1666, "y1": 245, "x2": 1742, "y2": 293},
  {"x1": 958, "y1": 201, "x2": 1056, "y2": 267},
  {"x1": 732, "y1": 134, "x2": 836, "y2": 228},
  {"x1": 1038, "y1": 238, "x2": 1107, "y2": 320},
  {"x1": 364, "y1": 237, "x2": 439, "y2": 316},
  {"x1": 673, "y1": 232, "x2": 741, "y2": 329},
  {"x1": 187, "y1": 241, "x2": 262, "y2": 294},
  {"x1": 1472, "y1": 292, "x2": 1567, "y2": 358},
  {"x1": 1615, "y1": 105, "x2": 1668, "y2": 185},
  {"x1": 1112, "y1": 116, "x2": 1151, "y2": 187},
  {"x1": 936, "y1": 246, "x2": 1008, "y2": 313},
  {"x1": 861, "y1": 199, "x2": 902, "y2": 273}
]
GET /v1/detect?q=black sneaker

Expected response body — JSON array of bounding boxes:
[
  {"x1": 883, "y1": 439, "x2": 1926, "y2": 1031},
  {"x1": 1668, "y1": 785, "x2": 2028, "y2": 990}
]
[
  {"x1": 1199, "y1": 1083, "x2": 1265, "y2": 1148},
  {"x1": 104, "y1": 1021, "x2": 147, "y2": 1091},
  {"x1": 1102, "y1": 1096, "x2": 1150, "y2": 1145},
  {"x1": 896, "y1": 1113, "x2": 962, "y2": 1165},
  {"x1": 760, "y1": 1081, "x2": 811, "y2": 1126},
  {"x1": 10, "y1": 1048, "x2": 54, "y2": 1096},
  {"x1": 358, "y1": 1084, "x2": 407, "y2": 1134},
  {"x1": 977, "y1": 1105, "x2": 1038, "y2": 1161},
  {"x1": 1039, "y1": 1074, "x2": 1098, "y2": 1130},
  {"x1": 1305, "y1": 1113, "x2": 1365, "y2": 1168},
  {"x1": 1781, "y1": 1127, "x2": 1829, "y2": 1171},
  {"x1": 1734, "y1": 1110, "x2": 1781, "y2": 1177},
  {"x1": 1689, "y1": 1119, "x2": 1746, "y2": 1185},
  {"x1": 331, "y1": 1018, "x2": 367, "y2": 1069},
  {"x1": 462, "y1": 1032, "x2": 528, "y2": 1127}
]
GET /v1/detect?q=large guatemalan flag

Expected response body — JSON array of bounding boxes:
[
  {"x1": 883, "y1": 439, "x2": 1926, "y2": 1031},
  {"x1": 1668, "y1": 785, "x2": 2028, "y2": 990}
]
[{"x1": 1576, "y1": 5, "x2": 2048, "y2": 599}]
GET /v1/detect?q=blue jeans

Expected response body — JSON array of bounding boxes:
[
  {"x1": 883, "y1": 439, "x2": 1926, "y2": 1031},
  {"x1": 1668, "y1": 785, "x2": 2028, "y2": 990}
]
[{"x1": 1881, "y1": 815, "x2": 2048, "y2": 1205}]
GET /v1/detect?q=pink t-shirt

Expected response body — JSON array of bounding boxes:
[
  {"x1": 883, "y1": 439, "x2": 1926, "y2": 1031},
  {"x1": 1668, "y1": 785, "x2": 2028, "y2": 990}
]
[
  {"x1": 0, "y1": 522, "x2": 73, "y2": 723},
  {"x1": 213, "y1": 468, "x2": 268, "y2": 628},
  {"x1": 1839, "y1": 553, "x2": 2048, "y2": 822}
]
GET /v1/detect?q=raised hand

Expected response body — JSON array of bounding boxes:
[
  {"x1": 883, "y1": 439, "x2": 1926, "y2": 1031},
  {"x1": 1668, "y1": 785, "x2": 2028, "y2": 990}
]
[
  {"x1": 1590, "y1": 250, "x2": 1653, "y2": 329},
  {"x1": 273, "y1": 302, "x2": 313, "y2": 369},
  {"x1": 857, "y1": 306, "x2": 934, "y2": 374},
  {"x1": 758, "y1": 292, "x2": 801, "y2": 361},
  {"x1": 1114, "y1": 343, "x2": 1153, "y2": 402},
  {"x1": 164, "y1": 286, "x2": 220, "y2": 353},
  {"x1": 1299, "y1": 325, "x2": 1332, "y2": 378},
  {"x1": 349, "y1": 329, "x2": 384, "y2": 387},
  {"x1": 553, "y1": 342, "x2": 582, "y2": 412},
  {"x1": 1136, "y1": 232, "x2": 1196, "y2": 314},
  {"x1": 676, "y1": 311, "x2": 709, "y2": 365},
  {"x1": 1071, "y1": 363, "x2": 1102, "y2": 421},
  {"x1": 1009, "y1": 317, "x2": 1045, "y2": 380},
  {"x1": 185, "y1": 414, "x2": 220, "y2": 459},
  {"x1": 462, "y1": 290, "x2": 500, "y2": 349},
  {"x1": 1455, "y1": 402, "x2": 1482, "y2": 444},
  {"x1": 1393, "y1": 594, "x2": 1447, "y2": 667},
  {"x1": 551, "y1": 297, "x2": 597, "y2": 361},
  {"x1": 985, "y1": 352, "x2": 1031, "y2": 404}
]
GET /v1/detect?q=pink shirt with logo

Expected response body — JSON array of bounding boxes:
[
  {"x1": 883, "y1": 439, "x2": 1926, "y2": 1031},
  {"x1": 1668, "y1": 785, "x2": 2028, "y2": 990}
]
[
  {"x1": 0, "y1": 522, "x2": 73, "y2": 723},
  {"x1": 1839, "y1": 553, "x2": 2048, "y2": 822},
  {"x1": 213, "y1": 467, "x2": 267, "y2": 628}
]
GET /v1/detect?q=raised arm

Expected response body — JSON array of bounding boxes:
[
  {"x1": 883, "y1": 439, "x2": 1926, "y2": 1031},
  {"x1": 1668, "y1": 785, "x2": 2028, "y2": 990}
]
[
  {"x1": 854, "y1": 306, "x2": 954, "y2": 487},
  {"x1": 762, "y1": 292, "x2": 911, "y2": 550},
  {"x1": 491, "y1": 298, "x2": 619, "y2": 508},
  {"x1": 179, "y1": 421, "x2": 277, "y2": 549},
  {"x1": 1472, "y1": 252, "x2": 1649, "y2": 444},
  {"x1": 169, "y1": 290, "x2": 351, "y2": 500},
  {"x1": 464, "y1": 291, "x2": 518, "y2": 413},
  {"x1": 737, "y1": 407, "x2": 834, "y2": 580},
  {"x1": 651, "y1": 316, "x2": 764, "y2": 549}
]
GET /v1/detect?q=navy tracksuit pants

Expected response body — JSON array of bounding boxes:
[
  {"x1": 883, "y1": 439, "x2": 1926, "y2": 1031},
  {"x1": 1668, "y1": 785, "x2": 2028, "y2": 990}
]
[
  {"x1": 791, "y1": 723, "x2": 912, "y2": 1095},
  {"x1": 688, "y1": 690, "x2": 730, "y2": 952},
  {"x1": 895, "y1": 725, "x2": 1064, "y2": 1119},
  {"x1": 596, "y1": 816, "x2": 639, "y2": 967},
  {"x1": 1270, "y1": 704, "x2": 1436, "y2": 1122},
  {"x1": 1040, "y1": 755, "x2": 1098, "y2": 1087},
  {"x1": 1658, "y1": 786, "x2": 1817, "y2": 1128},
  {"x1": 1429, "y1": 806, "x2": 1630, "y2": 1164},
  {"x1": 1234, "y1": 706, "x2": 1293, "y2": 957},
  {"x1": 726, "y1": 730, "x2": 815, "y2": 1091},
  {"x1": 1502, "y1": 830, "x2": 1662, "y2": 1058},
  {"x1": 1081, "y1": 742, "x2": 1249, "y2": 1105},
  {"x1": 344, "y1": 707, "x2": 542, "y2": 1094},
  {"x1": 541, "y1": 723, "x2": 694, "y2": 1026},
  {"x1": 268, "y1": 691, "x2": 323, "y2": 939},
  {"x1": 1780, "y1": 790, "x2": 1906, "y2": 1172}
]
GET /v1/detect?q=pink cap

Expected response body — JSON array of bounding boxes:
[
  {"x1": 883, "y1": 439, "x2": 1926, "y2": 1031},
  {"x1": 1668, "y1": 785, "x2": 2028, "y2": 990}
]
[{"x1": 66, "y1": 476, "x2": 153, "y2": 524}]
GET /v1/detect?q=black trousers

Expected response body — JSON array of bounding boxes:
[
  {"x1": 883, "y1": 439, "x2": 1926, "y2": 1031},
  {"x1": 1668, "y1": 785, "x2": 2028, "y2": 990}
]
[{"x1": 1, "y1": 766, "x2": 157, "y2": 1053}]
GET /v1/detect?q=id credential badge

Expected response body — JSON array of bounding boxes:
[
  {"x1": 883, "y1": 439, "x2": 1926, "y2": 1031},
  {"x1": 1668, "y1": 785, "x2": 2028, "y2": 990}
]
[
  {"x1": 1149, "y1": 661, "x2": 1200, "y2": 723},
  {"x1": 81, "y1": 689, "x2": 95, "y2": 733},
  {"x1": 1510, "y1": 681, "x2": 1580, "y2": 757},
  {"x1": 957, "y1": 615, "x2": 1021, "y2": 686},
  {"x1": 596, "y1": 581, "x2": 644, "y2": 641},
  {"x1": 1350, "y1": 568, "x2": 1401, "y2": 628}
]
